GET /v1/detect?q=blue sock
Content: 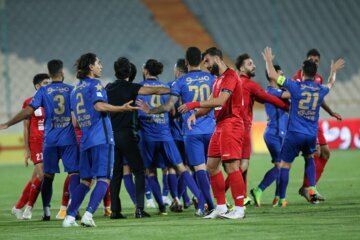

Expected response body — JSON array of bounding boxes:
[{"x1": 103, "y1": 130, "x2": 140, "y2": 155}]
[
  {"x1": 148, "y1": 176, "x2": 164, "y2": 206},
  {"x1": 177, "y1": 175, "x2": 186, "y2": 196},
  {"x1": 86, "y1": 180, "x2": 109, "y2": 214},
  {"x1": 162, "y1": 173, "x2": 169, "y2": 197},
  {"x1": 41, "y1": 175, "x2": 54, "y2": 208},
  {"x1": 195, "y1": 170, "x2": 215, "y2": 211},
  {"x1": 182, "y1": 189, "x2": 190, "y2": 205},
  {"x1": 258, "y1": 167, "x2": 279, "y2": 191},
  {"x1": 181, "y1": 171, "x2": 204, "y2": 211},
  {"x1": 168, "y1": 173, "x2": 178, "y2": 199},
  {"x1": 67, "y1": 183, "x2": 90, "y2": 217},
  {"x1": 275, "y1": 169, "x2": 280, "y2": 197},
  {"x1": 145, "y1": 176, "x2": 152, "y2": 200},
  {"x1": 68, "y1": 174, "x2": 80, "y2": 199},
  {"x1": 279, "y1": 168, "x2": 290, "y2": 199},
  {"x1": 123, "y1": 174, "x2": 137, "y2": 204},
  {"x1": 305, "y1": 158, "x2": 316, "y2": 187}
]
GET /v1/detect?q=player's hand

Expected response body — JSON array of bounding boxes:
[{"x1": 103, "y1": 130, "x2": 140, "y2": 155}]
[
  {"x1": 24, "y1": 150, "x2": 31, "y2": 167},
  {"x1": 170, "y1": 106, "x2": 176, "y2": 116},
  {"x1": 331, "y1": 112, "x2": 342, "y2": 121},
  {"x1": 262, "y1": 47, "x2": 274, "y2": 62},
  {"x1": 187, "y1": 114, "x2": 196, "y2": 131},
  {"x1": 121, "y1": 100, "x2": 140, "y2": 112},
  {"x1": 135, "y1": 99, "x2": 150, "y2": 113},
  {"x1": 178, "y1": 102, "x2": 200, "y2": 113},
  {"x1": 0, "y1": 123, "x2": 8, "y2": 130},
  {"x1": 331, "y1": 58, "x2": 345, "y2": 73}
]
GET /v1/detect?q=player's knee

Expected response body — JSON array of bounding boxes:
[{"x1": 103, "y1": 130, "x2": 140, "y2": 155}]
[
  {"x1": 97, "y1": 177, "x2": 110, "y2": 185},
  {"x1": 240, "y1": 159, "x2": 249, "y2": 172},
  {"x1": 168, "y1": 167, "x2": 176, "y2": 174},
  {"x1": 176, "y1": 163, "x2": 186, "y2": 173},
  {"x1": 194, "y1": 164, "x2": 206, "y2": 172},
  {"x1": 81, "y1": 178, "x2": 92, "y2": 187},
  {"x1": 44, "y1": 173, "x2": 54, "y2": 179}
]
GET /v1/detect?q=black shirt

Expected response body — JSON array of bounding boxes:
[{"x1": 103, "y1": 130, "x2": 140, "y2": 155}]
[{"x1": 106, "y1": 79, "x2": 142, "y2": 132}]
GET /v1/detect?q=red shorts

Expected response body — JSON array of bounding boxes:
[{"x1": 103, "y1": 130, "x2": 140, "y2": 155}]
[
  {"x1": 241, "y1": 128, "x2": 251, "y2": 159},
  {"x1": 208, "y1": 121, "x2": 243, "y2": 161},
  {"x1": 317, "y1": 125, "x2": 327, "y2": 146},
  {"x1": 29, "y1": 142, "x2": 43, "y2": 164}
]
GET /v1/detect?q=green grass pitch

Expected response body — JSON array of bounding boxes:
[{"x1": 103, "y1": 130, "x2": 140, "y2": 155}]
[{"x1": 0, "y1": 150, "x2": 359, "y2": 240}]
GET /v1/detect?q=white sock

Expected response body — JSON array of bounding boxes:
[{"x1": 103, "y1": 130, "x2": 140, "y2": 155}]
[
  {"x1": 216, "y1": 204, "x2": 227, "y2": 212},
  {"x1": 84, "y1": 211, "x2": 93, "y2": 218},
  {"x1": 44, "y1": 207, "x2": 51, "y2": 216},
  {"x1": 235, "y1": 206, "x2": 244, "y2": 213}
]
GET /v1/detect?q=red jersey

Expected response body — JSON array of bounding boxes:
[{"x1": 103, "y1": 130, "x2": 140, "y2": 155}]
[
  {"x1": 240, "y1": 75, "x2": 288, "y2": 129},
  {"x1": 23, "y1": 97, "x2": 45, "y2": 143},
  {"x1": 293, "y1": 70, "x2": 323, "y2": 84},
  {"x1": 212, "y1": 68, "x2": 244, "y2": 124}
]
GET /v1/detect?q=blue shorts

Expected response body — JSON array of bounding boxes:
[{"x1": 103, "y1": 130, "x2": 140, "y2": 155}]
[
  {"x1": 123, "y1": 157, "x2": 129, "y2": 165},
  {"x1": 184, "y1": 134, "x2": 212, "y2": 166},
  {"x1": 175, "y1": 140, "x2": 188, "y2": 165},
  {"x1": 80, "y1": 144, "x2": 114, "y2": 179},
  {"x1": 263, "y1": 131, "x2": 284, "y2": 163},
  {"x1": 43, "y1": 145, "x2": 79, "y2": 174},
  {"x1": 281, "y1": 131, "x2": 316, "y2": 163},
  {"x1": 140, "y1": 140, "x2": 183, "y2": 169}
]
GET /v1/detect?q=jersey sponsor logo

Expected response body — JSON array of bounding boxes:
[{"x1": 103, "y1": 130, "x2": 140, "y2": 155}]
[
  {"x1": 96, "y1": 92, "x2": 103, "y2": 97},
  {"x1": 34, "y1": 108, "x2": 43, "y2": 116},
  {"x1": 300, "y1": 84, "x2": 320, "y2": 91},
  {"x1": 47, "y1": 86, "x2": 70, "y2": 94},
  {"x1": 222, "y1": 153, "x2": 230, "y2": 157},
  {"x1": 185, "y1": 75, "x2": 210, "y2": 85}
]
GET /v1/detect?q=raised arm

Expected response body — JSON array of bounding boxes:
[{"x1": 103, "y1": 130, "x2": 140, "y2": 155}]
[
  {"x1": 94, "y1": 100, "x2": 139, "y2": 113},
  {"x1": 0, "y1": 106, "x2": 35, "y2": 129},
  {"x1": 136, "y1": 95, "x2": 179, "y2": 114},
  {"x1": 262, "y1": 47, "x2": 280, "y2": 82},
  {"x1": 327, "y1": 58, "x2": 345, "y2": 90}
]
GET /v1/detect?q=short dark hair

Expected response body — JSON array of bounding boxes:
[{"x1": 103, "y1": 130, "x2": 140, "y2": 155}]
[
  {"x1": 47, "y1": 59, "x2": 63, "y2": 77},
  {"x1": 235, "y1": 53, "x2": 251, "y2": 70},
  {"x1": 265, "y1": 65, "x2": 281, "y2": 81},
  {"x1": 144, "y1": 59, "x2": 163, "y2": 76},
  {"x1": 176, "y1": 58, "x2": 187, "y2": 74},
  {"x1": 129, "y1": 62, "x2": 137, "y2": 83},
  {"x1": 114, "y1": 57, "x2": 131, "y2": 80},
  {"x1": 75, "y1": 53, "x2": 97, "y2": 79},
  {"x1": 186, "y1": 47, "x2": 202, "y2": 66},
  {"x1": 202, "y1": 47, "x2": 223, "y2": 60},
  {"x1": 302, "y1": 60, "x2": 317, "y2": 79},
  {"x1": 33, "y1": 73, "x2": 49, "y2": 86},
  {"x1": 306, "y1": 48, "x2": 320, "y2": 59}
]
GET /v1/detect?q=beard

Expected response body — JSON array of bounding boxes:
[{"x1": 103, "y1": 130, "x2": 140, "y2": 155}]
[{"x1": 210, "y1": 63, "x2": 220, "y2": 76}]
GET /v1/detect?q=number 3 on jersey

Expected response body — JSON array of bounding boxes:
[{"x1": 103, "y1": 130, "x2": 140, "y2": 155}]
[
  {"x1": 189, "y1": 84, "x2": 211, "y2": 102},
  {"x1": 54, "y1": 95, "x2": 65, "y2": 115}
]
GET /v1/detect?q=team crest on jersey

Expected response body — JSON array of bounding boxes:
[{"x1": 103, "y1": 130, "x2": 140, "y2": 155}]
[{"x1": 95, "y1": 83, "x2": 103, "y2": 91}]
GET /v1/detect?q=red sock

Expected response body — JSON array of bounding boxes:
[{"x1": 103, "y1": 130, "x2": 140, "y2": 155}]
[
  {"x1": 210, "y1": 172, "x2": 226, "y2": 205},
  {"x1": 27, "y1": 177, "x2": 42, "y2": 207},
  {"x1": 224, "y1": 176, "x2": 230, "y2": 192},
  {"x1": 62, "y1": 175, "x2": 70, "y2": 206},
  {"x1": 15, "y1": 180, "x2": 32, "y2": 209},
  {"x1": 242, "y1": 170, "x2": 247, "y2": 197},
  {"x1": 315, "y1": 156, "x2": 328, "y2": 184},
  {"x1": 103, "y1": 185, "x2": 111, "y2": 208},
  {"x1": 228, "y1": 171, "x2": 245, "y2": 207}
]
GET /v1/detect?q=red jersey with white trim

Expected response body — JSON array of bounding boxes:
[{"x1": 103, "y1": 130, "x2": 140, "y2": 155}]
[
  {"x1": 212, "y1": 68, "x2": 244, "y2": 124},
  {"x1": 293, "y1": 70, "x2": 323, "y2": 84},
  {"x1": 23, "y1": 97, "x2": 45, "y2": 142}
]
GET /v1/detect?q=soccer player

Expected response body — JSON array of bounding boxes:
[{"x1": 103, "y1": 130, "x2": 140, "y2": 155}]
[
  {"x1": 137, "y1": 47, "x2": 215, "y2": 213},
  {"x1": 263, "y1": 47, "x2": 345, "y2": 206},
  {"x1": 293, "y1": 49, "x2": 342, "y2": 201},
  {"x1": 62, "y1": 53, "x2": 139, "y2": 227},
  {"x1": 178, "y1": 47, "x2": 246, "y2": 219},
  {"x1": 250, "y1": 65, "x2": 290, "y2": 207},
  {"x1": 234, "y1": 54, "x2": 289, "y2": 205},
  {"x1": 1, "y1": 60, "x2": 81, "y2": 221},
  {"x1": 11, "y1": 73, "x2": 50, "y2": 220},
  {"x1": 136, "y1": 58, "x2": 205, "y2": 216},
  {"x1": 106, "y1": 57, "x2": 170, "y2": 219}
]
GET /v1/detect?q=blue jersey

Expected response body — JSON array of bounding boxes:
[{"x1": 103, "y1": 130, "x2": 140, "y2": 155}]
[
  {"x1": 167, "y1": 80, "x2": 183, "y2": 141},
  {"x1": 264, "y1": 86, "x2": 289, "y2": 138},
  {"x1": 170, "y1": 70, "x2": 215, "y2": 135},
  {"x1": 281, "y1": 78, "x2": 329, "y2": 136},
  {"x1": 70, "y1": 78, "x2": 114, "y2": 151},
  {"x1": 137, "y1": 79, "x2": 172, "y2": 142},
  {"x1": 30, "y1": 81, "x2": 77, "y2": 147}
]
